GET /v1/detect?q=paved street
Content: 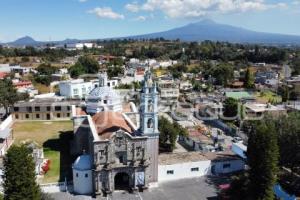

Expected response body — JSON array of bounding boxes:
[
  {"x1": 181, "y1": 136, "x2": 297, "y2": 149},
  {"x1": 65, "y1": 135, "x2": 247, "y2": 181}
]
[{"x1": 51, "y1": 177, "x2": 218, "y2": 200}]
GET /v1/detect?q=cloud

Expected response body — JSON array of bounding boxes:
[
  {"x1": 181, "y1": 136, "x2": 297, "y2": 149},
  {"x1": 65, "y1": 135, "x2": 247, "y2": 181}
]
[
  {"x1": 78, "y1": 0, "x2": 88, "y2": 2},
  {"x1": 134, "y1": 16, "x2": 147, "y2": 21},
  {"x1": 127, "y1": 0, "x2": 287, "y2": 18},
  {"x1": 125, "y1": 2, "x2": 140, "y2": 12},
  {"x1": 88, "y1": 7, "x2": 124, "y2": 19},
  {"x1": 292, "y1": 0, "x2": 300, "y2": 5}
]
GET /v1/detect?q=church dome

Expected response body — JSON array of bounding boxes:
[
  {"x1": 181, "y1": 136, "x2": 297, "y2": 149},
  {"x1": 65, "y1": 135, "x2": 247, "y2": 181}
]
[
  {"x1": 88, "y1": 86, "x2": 120, "y2": 100},
  {"x1": 86, "y1": 86, "x2": 122, "y2": 114},
  {"x1": 73, "y1": 154, "x2": 92, "y2": 171}
]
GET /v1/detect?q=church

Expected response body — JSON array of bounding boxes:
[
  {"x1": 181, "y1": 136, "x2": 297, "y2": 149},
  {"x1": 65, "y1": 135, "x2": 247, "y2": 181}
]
[{"x1": 71, "y1": 71, "x2": 159, "y2": 195}]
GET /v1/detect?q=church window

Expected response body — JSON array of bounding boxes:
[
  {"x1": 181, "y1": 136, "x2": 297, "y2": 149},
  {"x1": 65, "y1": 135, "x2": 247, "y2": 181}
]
[
  {"x1": 119, "y1": 156, "x2": 124, "y2": 163},
  {"x1": 147, "y1": 118, "x2": 153, "y2": 128},
  {"x1": 85, "y1": 173, "x2": 88, "y2": 178},
  {"x1": 148, "y1": 100, "x2": 153, "y2": 112},
  {"x1": 104, "y1": 100, "x2": 107, "y2": 104},
  {"x1": 76, "y1": 173, "x2": 78, "y2": 177},
  {"x1": 191, "y1": 167, "x2": 199, "y2": 172},
  {"x1": 167, "y1": 170, "x2": 174, "y2": 175}
]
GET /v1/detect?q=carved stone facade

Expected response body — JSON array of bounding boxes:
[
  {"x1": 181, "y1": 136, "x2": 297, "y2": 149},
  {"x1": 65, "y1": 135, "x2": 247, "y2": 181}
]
[{"x1": 92, "y1": 130, "x2": 149, "y2": 194}]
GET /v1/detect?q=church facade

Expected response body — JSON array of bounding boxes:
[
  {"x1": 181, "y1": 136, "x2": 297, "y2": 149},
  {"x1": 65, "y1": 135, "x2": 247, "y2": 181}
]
[{"x1": 71, "y1": 71, "x2": 159, "y2": 195}]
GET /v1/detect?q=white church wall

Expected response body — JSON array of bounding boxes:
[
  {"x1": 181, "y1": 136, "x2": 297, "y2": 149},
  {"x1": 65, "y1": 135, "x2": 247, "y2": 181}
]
[
  {"x1": 158, "y1": 160, "x2": 211, "y2": 182},
  {"x1": 211, "y1": 159, "x2": 245, "y2": 175},
  {"x1": 73, "y1": 169, "x2": 93, "y2": 195}
]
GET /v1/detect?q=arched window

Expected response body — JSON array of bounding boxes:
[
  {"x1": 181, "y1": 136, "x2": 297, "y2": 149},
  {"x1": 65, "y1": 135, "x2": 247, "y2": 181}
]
[
  {"x1": 147, "y1": 118, "x2": 154, "y2": 128},
  {"x1": 148, "y1": 100, "x2": 153, "y2": 112}
]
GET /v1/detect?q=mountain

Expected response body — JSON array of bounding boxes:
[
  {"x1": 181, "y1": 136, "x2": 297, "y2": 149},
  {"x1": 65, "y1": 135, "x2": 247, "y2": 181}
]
[
  {"x1": 128, "y1": 19, "x2": 300, "y2": 44},
  {"x1": 3, "y1": 20, "x2": 300, "y2": 46},
  {"x1": 7, "y1": 36, "x2": 41, "y2": 46}
]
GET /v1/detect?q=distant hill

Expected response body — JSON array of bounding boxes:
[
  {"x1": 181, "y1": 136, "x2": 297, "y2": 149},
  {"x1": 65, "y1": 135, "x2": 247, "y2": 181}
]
[
  {"x1": 3, "y1": 20, "x2": 300, "y2": 46},
  {"x1": 7, "y1": 36, "x2": 41, "y2": 46},
  {"x1": 127, "y1": 19, "x2": 300, "y2": 45}
]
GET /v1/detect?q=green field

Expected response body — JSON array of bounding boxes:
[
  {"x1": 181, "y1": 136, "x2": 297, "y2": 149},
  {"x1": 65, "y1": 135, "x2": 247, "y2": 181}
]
[{"x1": 13, "y1": 121, "x2": 74, "y2": 183}]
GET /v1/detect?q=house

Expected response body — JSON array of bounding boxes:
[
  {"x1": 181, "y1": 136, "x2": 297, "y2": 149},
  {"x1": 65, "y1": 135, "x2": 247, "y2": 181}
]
[
  {"x1": 12, "y1": 98, "x2": 76, "y2": 121},
  {"x1": 157, "y1": 78, "x2": 179, "y2": 106},
  {"x1": 59, "y1": 79, "x2": 94, "y2": 99},
  {"x1": 12, "y1": 80, "x2": 33, "y2": 89},
  {"x1": 244, "y1": 103, "x2": 287, "y2": 119},
  {"x1": 285, "y1": 75, "x2": 300, "y2": 100}
]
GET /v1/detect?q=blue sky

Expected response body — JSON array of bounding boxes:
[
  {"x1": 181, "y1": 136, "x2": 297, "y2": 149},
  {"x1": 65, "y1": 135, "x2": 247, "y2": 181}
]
[{"x1": 0, "y1": 0, "x2": 300, "y2": 42}]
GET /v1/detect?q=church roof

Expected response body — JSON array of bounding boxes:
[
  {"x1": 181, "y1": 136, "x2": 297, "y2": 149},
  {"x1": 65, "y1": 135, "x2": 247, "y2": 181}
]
[
  {"x1": 73, "y1": 154, "x2": 92, "y2": 171},
  {"x1": 92, "y1": 111, "x2": 133, "y2": 139},
  {"x1": 88, "y1": 86, "x2": 120, "y2": 99}
]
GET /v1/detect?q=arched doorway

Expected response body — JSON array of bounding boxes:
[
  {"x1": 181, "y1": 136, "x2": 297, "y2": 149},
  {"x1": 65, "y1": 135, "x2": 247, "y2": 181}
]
[{"x1": 114, "y1": 172, "x2": 130, "y2": 190}]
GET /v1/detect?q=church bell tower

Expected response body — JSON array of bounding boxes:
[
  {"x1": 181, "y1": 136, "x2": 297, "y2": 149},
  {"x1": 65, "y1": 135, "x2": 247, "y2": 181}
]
[{"x1": 139, "y1": 70, "x2": 159, "y2": 183}]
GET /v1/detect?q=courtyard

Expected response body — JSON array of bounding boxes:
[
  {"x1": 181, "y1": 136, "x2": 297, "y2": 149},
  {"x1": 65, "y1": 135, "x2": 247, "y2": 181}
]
[
  {"x1": 12, "y1": 120, "x2": 74, "y2": 183},
  {"x1": 50, "y1": 177, "x2": 219, "y2": 200}
]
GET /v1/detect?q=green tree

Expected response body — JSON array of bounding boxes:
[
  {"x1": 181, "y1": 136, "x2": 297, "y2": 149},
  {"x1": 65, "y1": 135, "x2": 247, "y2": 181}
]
[
  {"x1": 69, "y1": 56, "x2": 100, "y2": 78},
  {"x1": 77, "y1": 56, "x2": 99, "y2": 74},
  {"x1": 223, "y1": 97, "x2": 238, "y2": 118},
  {"x1": 244, "y1": 67, "x2": 255, "y2": 89},
  {"x1": 158, "y1": 117, "x2": 187, "y2": 152},
  {"x1": 3, "y1": 145, "x2": 41, "y2": 200},
  {"x1": 0, "y1": 79, "x2": 19, "y2": 115},
  {"x1": 247, "y1": 121, "x2": 279, "y2": 200},
  {"x1": 210, "y1": 63, "x2": 234, "y2": 86},
  {"x1": 36, "y1": 63, "x2": 56, "y2": 75},
  {"x1": 69, "y1": 62, "x2": 85, "y2": 78},
  {"x1": 276, "y1": 112, "x2": 300, "y2": 172},
  {"x1": 107, "y1": 65, "x2": 124, "y2": 78}
]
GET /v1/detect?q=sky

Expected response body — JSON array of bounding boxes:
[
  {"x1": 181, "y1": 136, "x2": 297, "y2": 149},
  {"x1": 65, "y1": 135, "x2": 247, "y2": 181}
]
[{"x1": 0, "y1": 0, "x2": 300, "y2": 42}]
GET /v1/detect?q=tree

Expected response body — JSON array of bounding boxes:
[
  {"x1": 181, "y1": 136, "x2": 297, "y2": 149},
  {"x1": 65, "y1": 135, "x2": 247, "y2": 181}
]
[
  {"x1": 3, "y1": 145, "x2": 41, "y2": 200},
  {"x1": 276, "y1": 112, "x2": 300, "y2": 172},
  {"x1": 77, "y1": 56, "x2": 99, "y2": 74},
  {"x1": 247, "y1": 121, "x2": 279, "y2": 200},
  {"x1": 69, "y1": 62, "x2": 85, "y2": 78},
  {"x1": 158, "y1": 116, "x2": 188, "y2": 152},
  {"x1": 107, "y1": 65, "x2": 124, "y2": 78},
  {"x1": 69, "y1": 56, "x2": 100, "y2": 78},
  {"x1": 36, "y1": 63, "x2": 56, "y2": 75},
  {"x1": 210, "y1": 63, "x2": 234, "y2": 86},
  {"x1": 244, "y1": 67, "x2": 255, "y2": 89},
  {"x1": 223, "y1": 97, "x2": 238, "y2": 118},
  {"x1": 0, "y1": 79, "x2": 19, "y2": 115}
]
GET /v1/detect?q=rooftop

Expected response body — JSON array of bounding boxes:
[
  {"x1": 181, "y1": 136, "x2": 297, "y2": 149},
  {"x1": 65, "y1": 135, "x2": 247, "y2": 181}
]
[{"x1": 158, "y1": 151, "x2": 240, "y2": 165}]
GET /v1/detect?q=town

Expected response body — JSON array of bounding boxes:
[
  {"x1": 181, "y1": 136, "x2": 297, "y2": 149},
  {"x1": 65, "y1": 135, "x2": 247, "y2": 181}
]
[{"x1": 0, "y1": 38, "x2": 299, "y2": 200}]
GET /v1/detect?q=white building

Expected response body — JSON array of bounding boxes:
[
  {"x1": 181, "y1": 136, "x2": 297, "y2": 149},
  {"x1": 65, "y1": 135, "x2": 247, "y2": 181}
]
[
  {"x1": 59, "y1": 79, "x2": 94, "y2": 99},
  {"x1": 66, "y1": 43, "x2": 94, "y2": 50},
  {"x1": 158, "y1": 152, "x2": 245, "y2": 182}
]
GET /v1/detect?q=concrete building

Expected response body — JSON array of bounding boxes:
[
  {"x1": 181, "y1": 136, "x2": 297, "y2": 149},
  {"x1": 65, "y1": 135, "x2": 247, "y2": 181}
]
[
  {"x1": 59, "y1": 79, "x2": 94, "y2": 99},
  {"x1": 12, "y1": 98, "x2": 76, "y2": 120},
  {"x1": 158, "y1": 152, "x2": 245, "y2": 182},
  {"x1": 244, "y1": 103, "x2": 286, "y2": 119},
  {"x1": 157, "y1": 79, "x2": 179, "y2": 106}
]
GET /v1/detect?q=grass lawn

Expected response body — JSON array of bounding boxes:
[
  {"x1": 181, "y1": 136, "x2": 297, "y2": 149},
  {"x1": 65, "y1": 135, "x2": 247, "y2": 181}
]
[
  {"x1": 13, "y1": 121, "x2": 74, "y2": 183},
  {"x1": 255, "y1": 91, "x2": 282, "y2": 104}
]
